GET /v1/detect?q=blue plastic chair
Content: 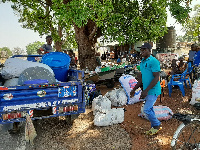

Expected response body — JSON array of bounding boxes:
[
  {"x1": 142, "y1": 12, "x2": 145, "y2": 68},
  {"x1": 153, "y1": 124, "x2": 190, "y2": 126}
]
[
  {"x1": 187, "y1": 62, "x2": 193, "y2": 84},
  {"x1": 187, "y1": 62, "x2": 193, "y2": 74},
  {"x1": 178, "y1": 63, "x2": 192, "y2": 88},
  {"x1": 168, "y1": 69, "x2": 188, "y2": 97}
]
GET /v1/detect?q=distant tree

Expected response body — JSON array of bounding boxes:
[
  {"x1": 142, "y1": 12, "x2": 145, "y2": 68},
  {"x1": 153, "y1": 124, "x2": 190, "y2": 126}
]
[
  {"x1": 176, "y1": 34, "x2": 194, "y2": 42},
  {"x1": 12, "y1": 47, "x2": 26, "y2": 55},
  {"x1": 0, "y1": 47, "x2": 12, "y2": 57},
  {"x1": 183, "y1": 4, "x2": 200, "y2": 42},
  {"x1": 177, "y1": 35, "x2": 184, "y2": 42},
  {"x1": 26, "y1": 41, "x2": 45, "y2": 55}
]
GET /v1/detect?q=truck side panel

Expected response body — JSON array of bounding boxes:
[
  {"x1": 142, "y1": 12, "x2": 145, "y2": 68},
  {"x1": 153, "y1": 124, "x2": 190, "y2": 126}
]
[{"x1": 0, "y1": 81, "x2": 85, "y2": 124}]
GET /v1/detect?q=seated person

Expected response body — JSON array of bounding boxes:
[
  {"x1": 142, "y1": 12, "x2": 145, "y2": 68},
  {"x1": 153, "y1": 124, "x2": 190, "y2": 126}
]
[
  {"x1": 167, "y1": 59, "x2": 178, "y2": 82},
  {"x1": 177, "y1": 57, "x2": 187, "y2": 73},
  {"x1": 64, "y1": 49, "x2": 77, "y2": 68},
  {"x1": 170, "y1": 59, "x2": 179, "y2": 75}
]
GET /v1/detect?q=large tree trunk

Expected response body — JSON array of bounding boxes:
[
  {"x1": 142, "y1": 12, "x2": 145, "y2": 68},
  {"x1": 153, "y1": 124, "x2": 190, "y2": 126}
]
[
  {"x1": 74, "y1": 20, "x2": 102, "y2": 70},
  {"x1": 54, "y1": 25, "x2": 63, "y2": 52},
  {"x1": 54, "y1": 41, "x2": 62, "y2": 52}
]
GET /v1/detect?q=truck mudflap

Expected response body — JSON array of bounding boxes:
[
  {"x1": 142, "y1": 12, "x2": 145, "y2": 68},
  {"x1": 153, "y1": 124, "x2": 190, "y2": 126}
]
[{"x1": 0, "y1": 81, "x2": 85, "y2": 124}]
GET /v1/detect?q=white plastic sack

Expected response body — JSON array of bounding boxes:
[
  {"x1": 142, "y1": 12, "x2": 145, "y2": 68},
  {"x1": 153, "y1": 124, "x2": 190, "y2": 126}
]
[
  {"x1": 139, "y1": 105, "x2": 173, "y2": 121},
  {"x1": 3, "y1": 78, "x2": 19, "y2": 87},
  {"x1": 105, "y1": 88, "x2": 127, "y2": 106},
  {"x1": 110, "y1": 108, "x2": 124, "y2": 124},
  {"x1": 190, "y1": 80, "x2": 200, "y2": 105},
  {"x1": 94, "y1": 108, "x2": 124, "y2": 126},
  {"x1": 1, "y1": 58, "x2": 54, "y2": 79},
  {"x1": 94, "y1": 112, "x2": 112, "y2": 126},
  {"x1": 119, "y1": 75, "x2": 143, "y2": 104},
  {"x1": 92, "y1": 95, "x2": 111, "y2": 115}
]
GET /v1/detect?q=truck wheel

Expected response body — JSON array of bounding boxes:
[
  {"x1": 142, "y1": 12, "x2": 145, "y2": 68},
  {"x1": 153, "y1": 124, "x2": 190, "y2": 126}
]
[
  {"x1": 65, "y1": 114, "x2": 79, "y2": 124},
  {"x1": 8, "y1": 122, "x2": 20, "y2": 134},
  {"x1": 85, "y1": 80, "x2": 94, "y2": 84},
  {"x1": 106, "y1": 79, "x2": 115, "y2": 88}
]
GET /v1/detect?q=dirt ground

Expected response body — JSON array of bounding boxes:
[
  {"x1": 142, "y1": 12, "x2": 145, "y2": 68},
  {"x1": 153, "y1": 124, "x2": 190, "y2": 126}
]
[{"x1": 97, "y1": 81, "x2": 199, "y2": 150}]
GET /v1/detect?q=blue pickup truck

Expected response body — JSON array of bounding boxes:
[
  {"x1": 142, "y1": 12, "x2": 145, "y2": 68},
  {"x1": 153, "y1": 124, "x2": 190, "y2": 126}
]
[{"x1": 0, "y1": 53, "x2": 86, "y2": 132}]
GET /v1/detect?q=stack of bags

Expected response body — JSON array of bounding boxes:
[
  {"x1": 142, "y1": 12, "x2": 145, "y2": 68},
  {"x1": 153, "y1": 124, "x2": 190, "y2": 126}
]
[
  {"x1": 1, "y1": 58, "x2": 56, "y2": 86},
  {"x1": 92, "y1": 95, "x2": 124, "y2": 126}
]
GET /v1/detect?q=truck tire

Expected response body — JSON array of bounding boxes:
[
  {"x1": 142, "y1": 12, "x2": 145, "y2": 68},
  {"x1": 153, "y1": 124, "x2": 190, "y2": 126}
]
[
  {"x1": 85, "y1": 80, "x2": 94, "y2": 84},
  {"x1": 8, "y1": 122, "x2": 20, "y2": 134},
  {"x1": 65, "y1": 114, "x2": 79, "y2": 124}
]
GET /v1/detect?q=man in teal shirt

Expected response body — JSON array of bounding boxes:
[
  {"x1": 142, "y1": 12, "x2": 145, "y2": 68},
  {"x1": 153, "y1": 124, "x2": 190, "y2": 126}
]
[{"x1": 130, "y1": 43, "x2": 161, "y2": 135}]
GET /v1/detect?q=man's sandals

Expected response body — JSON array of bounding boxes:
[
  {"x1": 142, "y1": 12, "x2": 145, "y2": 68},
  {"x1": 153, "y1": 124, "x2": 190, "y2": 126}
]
[{"x1": 145, "y1": 127, "x2": 162, "y2": 135}]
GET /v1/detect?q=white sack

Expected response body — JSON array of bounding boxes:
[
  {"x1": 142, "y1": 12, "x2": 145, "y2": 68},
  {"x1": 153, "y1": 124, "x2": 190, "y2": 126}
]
[
  {"x1": 1, "y1": 58, "x2": 54, "y2": 79},
  {"x1": 105, "y1": 88, "x2": 127, "y2": 106},
  {"x1": 94, "y1": 108, "x2": 124, "y2": 126},
  {"x1": 3, "y1": 78, "x2": 19, "y2": 87},
  {"x1": 92, "y1": 95, "x2": 111, "y2": 115},
  {"x1": 119, "y1": 75, "x2": 143, "y2": 104},
  {"x1": 94, "y1": 112, "x2": 112, "y2": 126},
  {"x1": 190, "y1": 80, "x2": 200, "y2": 105},
  {"x1": 110, "y1": 108, "x2": 124, "y2": 124}
]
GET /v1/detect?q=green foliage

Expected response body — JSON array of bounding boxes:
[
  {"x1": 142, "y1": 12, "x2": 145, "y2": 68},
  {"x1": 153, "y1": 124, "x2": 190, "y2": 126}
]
[
  {"x1": 168, "y1": 0, "x2": 192, "y2": 24},
  {"x1": 62, "y1": 29, "x2": 78, "y2": 50},
  {"x1": 3, "y1": 0, "x2": 193, "y2": 47},
  {"x1": 26, "y1": 41, "x2": 45, "y2": 55},
  {"x1": 176, "y1": 34, "x2": 195, "y2": 42},
  {"x1": 102, "y1": 0, "x2": 169, "y2": 44},
  {"x1": 0, "y1": 47, "x2": 12, "y2": 56},
  {"x1": 53, "y1": 0, "x2": 114, "y2": 28},
  {"x1": 183, "y1": 4, "x2": 200, "y2": 42},
  {"x1": 8, "y1": 0, "x2": 73, "y2": 50}
]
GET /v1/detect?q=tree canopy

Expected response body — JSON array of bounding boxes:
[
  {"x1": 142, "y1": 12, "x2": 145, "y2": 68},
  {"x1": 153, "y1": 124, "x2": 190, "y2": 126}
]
[
  {"x1": 183, "y1": 4, "x2": 200, "y2": 42},
  {"x1": 53, "y1": 0, "x2": 192, "y2": 43},
  {"x1": 2, "y1": 0, "x2": 192, "y2": 45},
  {"x1": 26, "y1": 41, "x2": 45, "y2": 55},
  {"x1": 1, "y1": 0, "x2": 193, "y2": 69},
  {"x1": 0, "y1": 47, "x2": 12, "y2": 57}
]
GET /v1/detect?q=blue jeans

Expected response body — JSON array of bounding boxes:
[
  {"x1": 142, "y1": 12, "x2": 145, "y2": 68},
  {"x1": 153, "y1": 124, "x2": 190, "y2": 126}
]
[{"x1": 143, "y1": 95, "x2": 160, "y2": 128}]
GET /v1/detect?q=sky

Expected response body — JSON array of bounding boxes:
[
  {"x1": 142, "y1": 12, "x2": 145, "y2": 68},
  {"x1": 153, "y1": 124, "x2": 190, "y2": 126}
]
[{"x1": 0, "y1": 1, "x2": 199, "y2": 51}]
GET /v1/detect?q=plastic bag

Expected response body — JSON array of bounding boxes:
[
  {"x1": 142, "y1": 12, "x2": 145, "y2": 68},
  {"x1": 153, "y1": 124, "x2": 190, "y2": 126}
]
[
  {"x1": 94, "y1": 108, "x2": 124, "y2": 126},
  {"x1": 105, "y1": 88, "x2": 127, "y2": 106},
  {"x1": 1, "y1": 58, "x2": 54, "y2": 79},
  {"x1": 25, "y1": 113, "x2": 37, "y2": 145},
  {"x1": 92, "y1": 95, "x2": 111, "y2": 115},
  {"x1": 119, "y1": 75, "x2": 143, "y2": 104},
  {"x1": 139, "y1": 105, "x2": 173, "y2": 121}
]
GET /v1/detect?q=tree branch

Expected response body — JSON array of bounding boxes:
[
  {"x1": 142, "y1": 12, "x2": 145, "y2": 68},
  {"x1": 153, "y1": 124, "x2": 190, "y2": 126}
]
[{"x1": 38, "y1": 0, "x2": 46, "y2": 9}]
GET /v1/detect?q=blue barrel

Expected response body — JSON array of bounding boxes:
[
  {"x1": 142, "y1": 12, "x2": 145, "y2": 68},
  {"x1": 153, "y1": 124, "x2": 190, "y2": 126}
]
[{"x1": 42, "y1": 52, "x2": 71, "y2": 82}]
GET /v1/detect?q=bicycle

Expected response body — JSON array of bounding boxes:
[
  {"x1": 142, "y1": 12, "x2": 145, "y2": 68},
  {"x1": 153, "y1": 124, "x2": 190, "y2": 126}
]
[{"x1": 171, "y1": 113, "x2": 200, "y2": 150}]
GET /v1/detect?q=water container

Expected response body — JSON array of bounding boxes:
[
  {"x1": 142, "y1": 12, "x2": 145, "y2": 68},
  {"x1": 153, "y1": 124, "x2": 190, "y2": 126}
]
[{"x1": 42, "y1": 52, "x2": 71, "y2": 82}]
